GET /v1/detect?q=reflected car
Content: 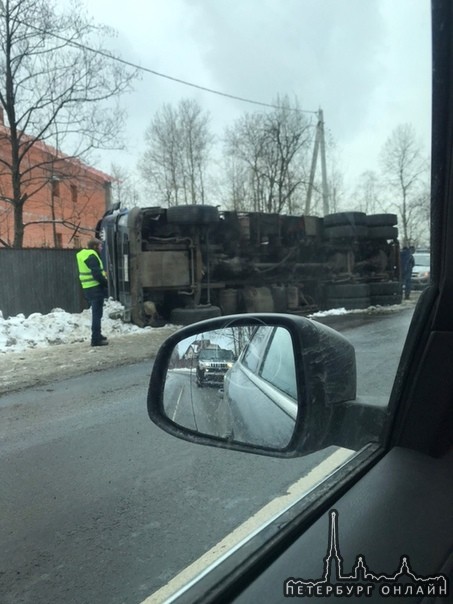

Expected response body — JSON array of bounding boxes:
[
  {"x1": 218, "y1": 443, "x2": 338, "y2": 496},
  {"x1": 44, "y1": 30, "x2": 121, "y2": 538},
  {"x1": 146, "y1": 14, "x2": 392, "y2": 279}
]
[
  {"x1": 196, "y1": 348, "x2": 235, "y2": 387},
  {"x1": 411, "y1": 251, "x2": 430, "y2": 289},
  {"x1": 223, "y1": 326, "x2": 298, "y2": 448}
]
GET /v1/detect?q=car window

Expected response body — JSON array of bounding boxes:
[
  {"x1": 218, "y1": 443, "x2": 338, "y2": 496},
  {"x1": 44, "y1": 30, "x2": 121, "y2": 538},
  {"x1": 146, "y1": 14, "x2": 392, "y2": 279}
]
[
  {"x1": 198, "y1": 348, "x2": 234, "y2": 360},
  {"x1": 240, "y1": 326, "x2": 274, "y2": 373},
  {"x1": 145, "y1": 2, "x2": 431, "y2": 599},
  {"x1": 259, "y1": 327, "x2": 297, "y2": 399},
  {"x1": 1, "y1": 2, "x2": 434, "y2": 604}
]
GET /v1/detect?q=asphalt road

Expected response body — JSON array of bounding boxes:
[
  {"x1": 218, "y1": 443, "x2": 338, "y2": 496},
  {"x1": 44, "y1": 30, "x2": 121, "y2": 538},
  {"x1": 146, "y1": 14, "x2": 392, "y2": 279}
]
[{"x1": 0, "y1": 309, "x2": 414, "y2": 604}]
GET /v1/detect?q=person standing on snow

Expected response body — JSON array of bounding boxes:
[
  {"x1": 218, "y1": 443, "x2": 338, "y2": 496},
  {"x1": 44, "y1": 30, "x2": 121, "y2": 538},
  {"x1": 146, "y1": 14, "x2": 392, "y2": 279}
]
[{"x1": 76, "y1": 238, "x2": 109, "y2": 347}]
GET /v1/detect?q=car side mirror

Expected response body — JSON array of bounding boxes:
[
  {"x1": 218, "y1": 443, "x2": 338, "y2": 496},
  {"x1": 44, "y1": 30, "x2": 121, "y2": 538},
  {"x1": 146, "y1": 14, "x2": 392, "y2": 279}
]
[{"x1": 147, "y1": 313, "x2": 368, "y2": 457}]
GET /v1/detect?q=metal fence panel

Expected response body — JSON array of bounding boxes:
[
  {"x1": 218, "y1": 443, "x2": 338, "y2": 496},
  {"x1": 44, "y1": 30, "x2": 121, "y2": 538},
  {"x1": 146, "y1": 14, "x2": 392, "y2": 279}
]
[{"x1": 1, "y1": 249, "x2": 86, "y2": 318}]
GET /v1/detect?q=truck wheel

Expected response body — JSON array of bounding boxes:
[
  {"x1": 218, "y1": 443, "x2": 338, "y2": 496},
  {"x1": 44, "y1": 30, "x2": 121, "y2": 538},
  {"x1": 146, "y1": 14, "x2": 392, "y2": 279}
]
[
  {"x1": 370, "y1": 294, "x2": 403, "y2": 306},
  {"x1": 369, "y1": 282, "x2": 402, "y2": 296},
  {"x1": 326, "y1": 297, "x2": 371, "y2": 310},
  {"x1": 324, "y1": 212, "x2": 367, "y2": 227},
  {"x1": 366, "y1": 213, "x2": 398, "y2": 226},
  {"x1": 367, "y1": 226, "x2": 399, "y2": 239},
  {"x1": 170, "y1": 305, "x2": 222, "y2": 326},
  {"x1": 166, "y1": 205, "x2": 220, "y2": 225},
  {"x1": 326, "y1": 283, "x2": 370, "y2": 298},
  {"x1": 323, "y1": 225, "x2": 369, "y2": 239}
]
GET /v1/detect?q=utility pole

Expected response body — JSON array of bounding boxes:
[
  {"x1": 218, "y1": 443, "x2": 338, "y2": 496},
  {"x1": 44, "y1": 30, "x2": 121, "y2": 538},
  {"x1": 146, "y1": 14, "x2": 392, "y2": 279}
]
[{"x1": 305, "y1": 108, "x2": 330, "y2": 215}]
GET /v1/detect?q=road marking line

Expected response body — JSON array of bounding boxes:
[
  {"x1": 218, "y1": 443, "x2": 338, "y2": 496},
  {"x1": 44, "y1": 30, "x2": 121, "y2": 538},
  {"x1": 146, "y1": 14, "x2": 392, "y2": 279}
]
[
  {"x1": 142, "y1": 447, "x2": 354, "y2": 604},
  {"x1": 172, "y1": 387, "x2": 184, "y2": 422}
]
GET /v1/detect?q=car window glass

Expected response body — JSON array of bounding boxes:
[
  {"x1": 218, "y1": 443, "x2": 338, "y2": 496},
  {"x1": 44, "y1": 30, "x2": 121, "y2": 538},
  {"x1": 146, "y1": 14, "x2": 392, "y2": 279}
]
[
  {"x1": 259, "y1": 327, "x2": 297, "y2": 399},
  {"x1": 198, "y1": 348, "x2": 234, "y2": 360},
  {"x1": 1, "y1": 3, "x2": 433, "y2": 603},
  {"x1": 241, "y1": 326, "x2": 273, "y2": 373},
  {"x1": 149, "y1": 3, "x2": 431, "y2": 597}
]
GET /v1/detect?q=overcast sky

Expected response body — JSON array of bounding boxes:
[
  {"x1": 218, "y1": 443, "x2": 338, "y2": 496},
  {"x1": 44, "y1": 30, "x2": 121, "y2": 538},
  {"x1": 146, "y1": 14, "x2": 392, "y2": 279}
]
[{"x1": 80, "y1": 0, "x2": 431, "y2": 192}]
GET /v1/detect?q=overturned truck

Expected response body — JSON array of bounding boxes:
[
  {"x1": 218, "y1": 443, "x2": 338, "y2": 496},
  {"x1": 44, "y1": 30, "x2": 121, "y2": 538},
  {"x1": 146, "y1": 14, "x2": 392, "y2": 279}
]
[{"x1": 99, "y1": 205, "x2": 401, "y2": 326}]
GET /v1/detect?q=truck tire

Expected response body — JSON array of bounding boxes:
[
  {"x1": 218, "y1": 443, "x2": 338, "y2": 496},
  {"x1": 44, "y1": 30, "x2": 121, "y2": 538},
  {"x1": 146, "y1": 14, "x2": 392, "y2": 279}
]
[
  {"x1": 324, "y1": 225, "x2": 369, "y2": 239},
  {"x1": 367, "y1": 226, "x2": 398, "y2": 239},
  {"x1": 326, "y1": 297, "x2": 371, "y2": 310},
  {"x1": 324, "y1": 212, "x2": 367, "y2": 227},
  {"x1": 166, "y1": 205, "x2": 220, "y2": 225},
  {"x1": 366, "y1": 213, "x2": 398, "y2": 226},
  {"x1": 369, "y1": 281, "x2": 402, "y2": 296},
  {"x1": 370, "y1": 294, "x2": 403, "y2": 306},
  {"x1": 170, "y1": 305, "x2": 222, "y2": 326},
  {"x1": 326, "y1": 283, "x2": 370, "y2": 298}
]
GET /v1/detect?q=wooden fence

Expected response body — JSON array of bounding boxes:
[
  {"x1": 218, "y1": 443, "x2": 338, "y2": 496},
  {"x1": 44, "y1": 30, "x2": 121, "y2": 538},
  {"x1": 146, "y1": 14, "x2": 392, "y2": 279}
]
[{"x1": 1, "y1": 248, "x2": 86, "y2": 318}]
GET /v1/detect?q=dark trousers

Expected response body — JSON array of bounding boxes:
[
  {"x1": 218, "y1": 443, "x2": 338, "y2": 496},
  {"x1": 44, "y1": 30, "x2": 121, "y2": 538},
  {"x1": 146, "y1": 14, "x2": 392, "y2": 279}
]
[
  {"x1": 83, "y1": 286, "x2": 105, "y2": 344},
  {"x1": 403, "y1": 274, "x2": 412, "y2": 299}
]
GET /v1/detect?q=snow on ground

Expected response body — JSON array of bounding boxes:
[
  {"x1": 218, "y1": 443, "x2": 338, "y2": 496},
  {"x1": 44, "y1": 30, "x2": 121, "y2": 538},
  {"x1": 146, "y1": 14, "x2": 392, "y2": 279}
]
[
  {"x1": 0, "y1": 298, "x2": 411, "y2": 354},
  {"x1": 0, "y1": 299, "x2": 151, "y2": 354},
  {"x1": 310, "y1": 303, "x2": 409, "y2": 318},
  {"x1": 0, "y1": 297, "x2": 416, "y2": 394}
]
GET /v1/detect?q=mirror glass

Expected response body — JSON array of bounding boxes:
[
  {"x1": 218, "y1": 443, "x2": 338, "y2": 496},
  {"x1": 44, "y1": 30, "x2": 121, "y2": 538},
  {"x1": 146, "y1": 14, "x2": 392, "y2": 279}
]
[{"x1": 163, "y1": 324, "x2": 299, "y2": 449}]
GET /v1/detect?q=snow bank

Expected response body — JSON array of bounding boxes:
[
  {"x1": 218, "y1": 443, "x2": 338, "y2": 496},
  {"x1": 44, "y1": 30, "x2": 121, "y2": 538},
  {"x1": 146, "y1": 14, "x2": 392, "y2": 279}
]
[
  {"x1": 0, "y1": 300, "x2": 149, "y2": 354},
  {"x1": 310, "y1": 303, "x2": 405, "y2": 318},
  {"x1": 0, "y1": 299, "x2": 408, "y2": 354}
]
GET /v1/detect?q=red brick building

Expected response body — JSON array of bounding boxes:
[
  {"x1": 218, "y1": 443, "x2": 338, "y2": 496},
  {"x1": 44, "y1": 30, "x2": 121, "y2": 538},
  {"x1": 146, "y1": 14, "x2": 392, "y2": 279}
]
[{"x1": 0, "y1": 111, "x2": 112, "y2": 248}]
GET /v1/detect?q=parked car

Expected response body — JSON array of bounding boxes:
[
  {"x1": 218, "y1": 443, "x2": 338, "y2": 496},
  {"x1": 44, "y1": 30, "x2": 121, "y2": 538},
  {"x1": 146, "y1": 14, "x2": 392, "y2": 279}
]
[
  {"x1": 196, "y1": 347, "x2": 235, "y2": 387},
  {"x1": 146, "y1": 3, "x2": 452, "y2": 603},
  {"x1": 411, "y1": 251, "x2": 431, "y2": 289}
]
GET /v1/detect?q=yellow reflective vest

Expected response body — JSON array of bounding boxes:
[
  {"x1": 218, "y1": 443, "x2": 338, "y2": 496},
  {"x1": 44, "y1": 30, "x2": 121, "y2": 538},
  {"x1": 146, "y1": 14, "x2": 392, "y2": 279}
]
[{"x1": 76, "y1": 249, "x2": 107, "y2": 289}]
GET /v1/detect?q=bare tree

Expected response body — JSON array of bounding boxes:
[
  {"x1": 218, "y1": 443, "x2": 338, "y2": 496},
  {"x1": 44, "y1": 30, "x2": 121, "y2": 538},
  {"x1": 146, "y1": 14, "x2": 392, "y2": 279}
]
[
  {"x1": 224, "y1": 96, "x2": 312, "y2": 214},
  {"x1": 110, "y1": 163, "x2": 141, "y2": 208},
  {"x1": 405, "y1": 185, "x2": 431, "y2": 247},
  {"x1": 353, "y1": 170, "x2": 382, "y2": 214},
  {"x1": 139, "y1": 98, "x2": 213, "y2": 206},
  {"x1": 221, "y1": 155, "x2": 252, "y2": 211},
  {"x1": 0, "y1": 0, "x2": 136, "y2": 247},
  {"x1": 380, "y1": 124, "x2": 429, "y2": 245}
]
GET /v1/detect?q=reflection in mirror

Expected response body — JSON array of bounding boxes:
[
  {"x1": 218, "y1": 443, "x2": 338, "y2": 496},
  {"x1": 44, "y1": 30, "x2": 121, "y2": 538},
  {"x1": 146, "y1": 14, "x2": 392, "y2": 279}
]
[{"x1": 163, "y1": 324, "x2": 299, "y2": 449}]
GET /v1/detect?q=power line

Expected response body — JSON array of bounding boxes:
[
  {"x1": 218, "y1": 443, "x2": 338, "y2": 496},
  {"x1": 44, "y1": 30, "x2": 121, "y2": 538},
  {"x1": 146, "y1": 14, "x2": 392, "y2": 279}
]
[{"x1": 15, "y1": 17, "x2": 318, "y2": 115}]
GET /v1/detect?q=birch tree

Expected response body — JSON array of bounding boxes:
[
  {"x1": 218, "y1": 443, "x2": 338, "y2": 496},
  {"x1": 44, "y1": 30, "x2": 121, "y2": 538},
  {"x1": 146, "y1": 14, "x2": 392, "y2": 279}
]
[
  {"x1": 139, "y1": 98, "x2": 213, "y2": 206},
  {"x1": 380, "y1": 124, "x2": 429, "y2": 245}
]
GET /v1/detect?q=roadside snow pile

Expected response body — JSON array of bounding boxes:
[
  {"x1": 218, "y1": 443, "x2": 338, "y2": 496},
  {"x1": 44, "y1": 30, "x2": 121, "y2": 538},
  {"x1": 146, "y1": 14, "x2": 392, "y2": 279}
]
[
  {"x1": 310, "y1": 303, "x2": 408, "y2": 318},
  {"x1": 0, "y1": 297, "x2": 411, "y2": 354},
  {"x1": 0, "y1": 300, "x2": 149, "y2": 354}
]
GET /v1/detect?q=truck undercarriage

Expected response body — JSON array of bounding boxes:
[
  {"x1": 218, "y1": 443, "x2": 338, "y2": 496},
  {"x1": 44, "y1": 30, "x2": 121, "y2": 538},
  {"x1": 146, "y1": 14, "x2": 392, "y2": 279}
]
[{"x1": 100, "y1": 205, "x2": 401, "y2": 327}]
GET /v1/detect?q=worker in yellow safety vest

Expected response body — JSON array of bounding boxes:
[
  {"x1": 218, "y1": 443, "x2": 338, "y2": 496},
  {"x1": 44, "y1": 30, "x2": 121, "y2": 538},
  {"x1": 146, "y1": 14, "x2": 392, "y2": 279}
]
[{"x1": 76, "y1": 238, "x2": 109, "y2": 346}]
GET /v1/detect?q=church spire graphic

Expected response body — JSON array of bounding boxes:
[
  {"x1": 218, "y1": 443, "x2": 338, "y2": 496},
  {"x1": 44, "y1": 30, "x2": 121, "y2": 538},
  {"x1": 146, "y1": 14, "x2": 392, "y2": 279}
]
[
  {"x1": 283, "y1": 509, "x2": 449, "y2": 599},
  {"x1": 324, "y1": 510, "x2": 342, "y2": 582}
]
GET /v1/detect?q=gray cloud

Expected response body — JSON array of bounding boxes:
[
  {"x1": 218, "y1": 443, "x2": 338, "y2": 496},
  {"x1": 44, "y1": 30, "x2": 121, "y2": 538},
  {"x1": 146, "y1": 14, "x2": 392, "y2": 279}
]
[{"x1": 84, "y1": 0, "x2": 431, "y2": 187}]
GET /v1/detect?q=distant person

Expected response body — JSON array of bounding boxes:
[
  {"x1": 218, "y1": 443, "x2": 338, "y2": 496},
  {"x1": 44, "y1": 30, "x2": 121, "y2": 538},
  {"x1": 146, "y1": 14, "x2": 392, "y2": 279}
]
[
  {"x1": 76, "y1": 238, "x2": 109, "y2": 346},
  {"x1": 400, "y1": 245, "x2": 415, "y2": 300}
]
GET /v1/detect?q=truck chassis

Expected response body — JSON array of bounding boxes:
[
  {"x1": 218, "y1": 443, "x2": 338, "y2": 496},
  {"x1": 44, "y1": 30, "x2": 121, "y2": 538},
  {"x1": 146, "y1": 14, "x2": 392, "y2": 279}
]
[{"x1": 99, "y1": 205, "x2": 401, "y2": 326}]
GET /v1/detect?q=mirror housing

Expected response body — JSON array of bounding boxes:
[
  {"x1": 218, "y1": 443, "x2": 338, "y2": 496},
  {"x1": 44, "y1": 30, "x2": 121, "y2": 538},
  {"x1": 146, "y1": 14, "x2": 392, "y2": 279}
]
[{"x1": 146, "y1": 313, "x2": 378, "y2": 458}]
